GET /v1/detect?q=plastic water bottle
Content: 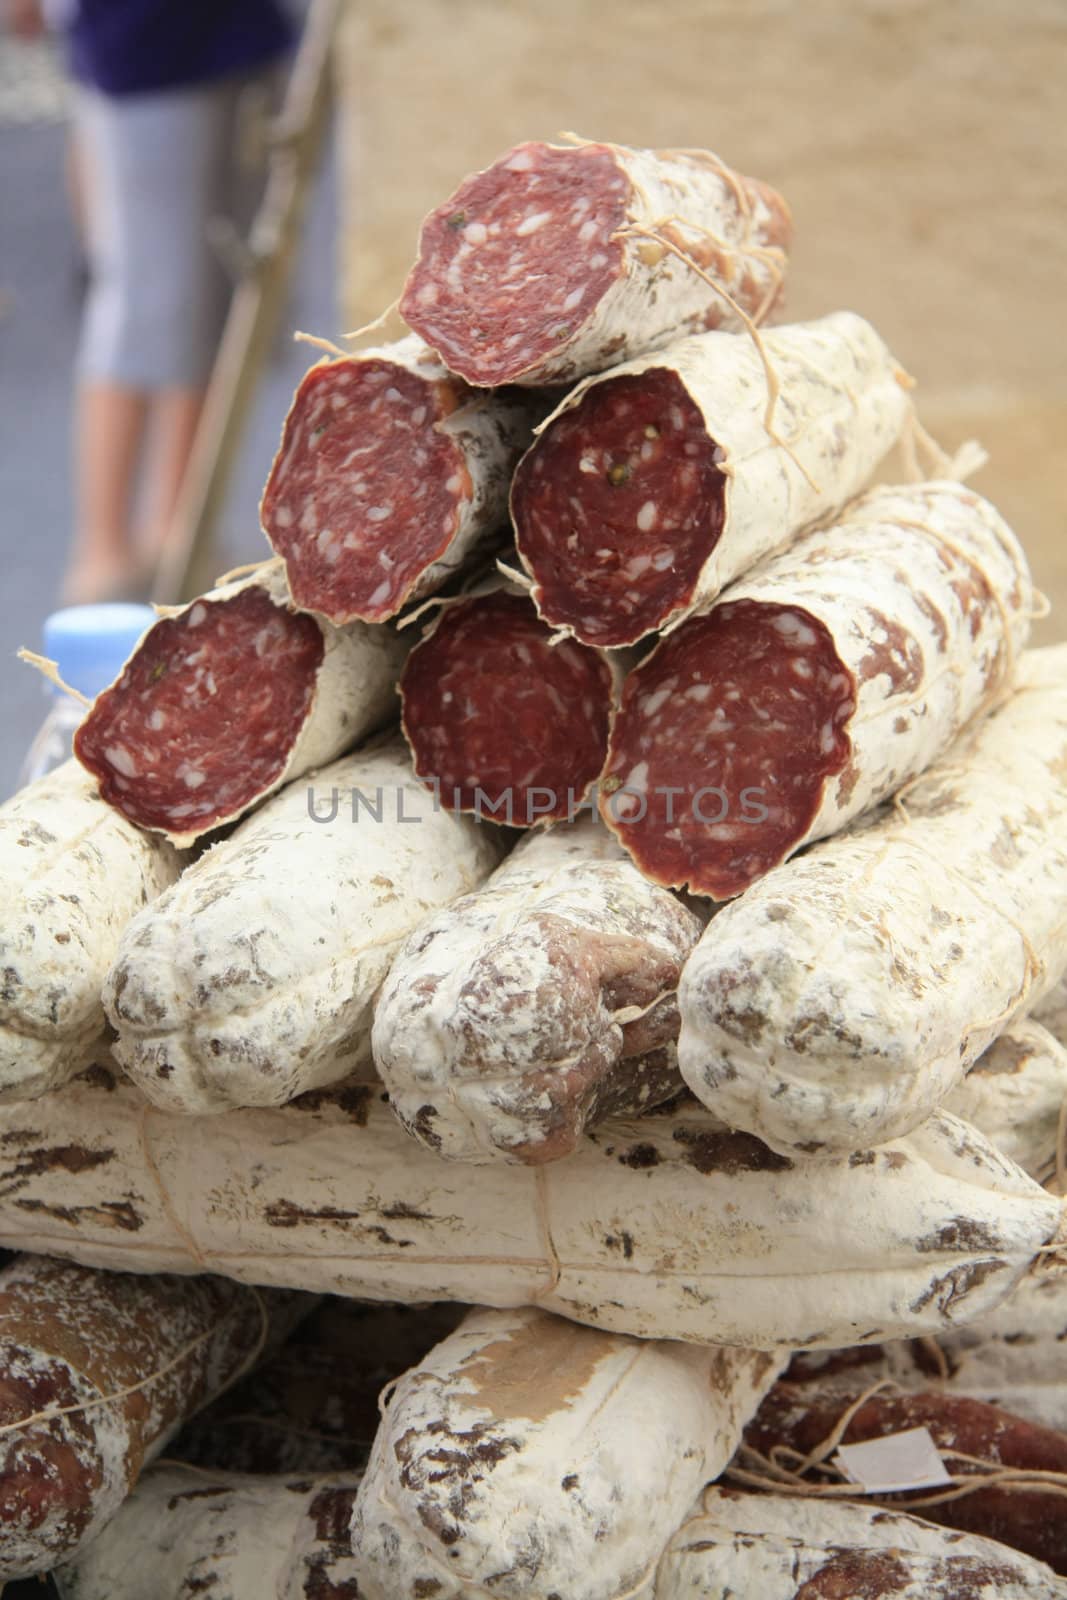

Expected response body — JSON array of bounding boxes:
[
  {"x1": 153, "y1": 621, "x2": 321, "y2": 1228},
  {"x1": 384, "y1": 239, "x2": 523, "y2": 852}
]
[{"x1": 18, "y1": 603, "x2": 157, "y2": 789}]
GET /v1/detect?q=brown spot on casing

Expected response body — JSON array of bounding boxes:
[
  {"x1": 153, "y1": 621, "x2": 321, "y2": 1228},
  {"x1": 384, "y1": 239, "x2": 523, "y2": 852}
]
[
  {"x1": 915, "y1": 1218, "x2": 1003, "y2": 1254},
  {"x1": 14, "y1": 1198, "x2": 143, "y2": 1231},
  {"x1": 291, "y1": 1082, "x2": 372, "y2": 1124},
  {"x1": 265, "y1": 1201, "x2": 363, "y2": 1230},
  {"x1": 796, "y1": 1550, "x2": 913, "y2": 1597},
  {"x1": 909, "y1": 1258, "x2": 1006, "y2": 1315},
  {"x1": 604, "y1": 1231, "x2": 635, "y2": 1259},
  {"x1": 618, "y1": 1142, "x2": 660, "y2": 1168},
  {"x1": 457, "y1": 1315, "x2": 613, "y2": 1428},
  {"x1": 969, "y1": 1035, "x2": 1031, "y2": 1076},
  {"x1": 0, "y1": 1143, "x2": 116, "y2": 1202},
  {"x1": 858, "y1": 613, "x2": 924, "y2": 695},
  {"x1": 672, "y1": 1125, "x2": 793, "y2": 1175}
]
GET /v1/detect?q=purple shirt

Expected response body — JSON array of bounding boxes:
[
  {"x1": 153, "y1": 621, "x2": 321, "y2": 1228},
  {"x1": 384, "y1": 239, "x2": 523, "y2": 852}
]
[{"x1": 68, "y1": 0, "x2": 295, "y2": 97}]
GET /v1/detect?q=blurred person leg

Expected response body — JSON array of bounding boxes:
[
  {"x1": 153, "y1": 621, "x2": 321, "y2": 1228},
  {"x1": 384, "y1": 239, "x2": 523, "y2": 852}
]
[{"x1": 65, "y1": 79, "x2": 242, "y2": 602}]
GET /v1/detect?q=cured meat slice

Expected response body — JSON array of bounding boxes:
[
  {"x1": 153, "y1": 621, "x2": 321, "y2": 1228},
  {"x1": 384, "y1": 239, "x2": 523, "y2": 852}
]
[
  {"x1": 0, "y1": 759, "x2": 182, "y2": 1103},
  {"x1": 400, "y1": 587, "x2": 618, "y2": 825},
  {"x1": 103, "y1": 738, "x2": 503, "y2": 1113},
  {"x1": 0, "y1": 1253, "x2": 303, "y2": 1578},
  {"x1": 678, "y1": 645, "x2": 1067, "y2": 1157},
  {"x1": 945, "y1": 1018, "x2": 1067, "y2": 1181},
  {"x1": 372, "y1": 815, "x2": 704, "y2": 1164},
  {"x1": 400, "y1": 138, "x2": 792, "y2": 388},
  {"x1": 0, "y1": 1070, "x2": 1059, "y2": 1352},
  {"x1": 510, "y1": 311, "x2": 912, "y2": 646},
  {"x1": 74, "y1": 564, "x2": 405, "y2": 845},
  {"x1": 655, "y1": 1490, "x2": 1067, "y2": 1598},
  {"x1": 601, "y1": 481, "x2": 1031, "y2": 896},
  {"x1": 173, "y1": 1299, "x2": 465, "y2": 1475},
  {"x1": 54, "y1": 1466, "x2": 365, "y2": 1600},
  {"x1": 745, "y1": 1384, "x2": 1067, "y2": 1575},
  {"x1": 260, "y1": 334, "x2": 537, "y2": 624},
  {"x1": 351, "y1": 1305, "x2": 784, "y2": 1600}
]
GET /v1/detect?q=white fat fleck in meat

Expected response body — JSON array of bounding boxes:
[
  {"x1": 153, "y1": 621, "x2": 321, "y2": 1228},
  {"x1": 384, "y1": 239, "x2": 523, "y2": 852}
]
[
  {"x1": 462, "y1": 222, "x2": 488, "y2": 245},
  {"x1": 578, "y1": 455, "x2": 598, "y2": 475},
  {"x1": 411, "y1": 406, "x2": 428, "y2": 426},
  {"x1": 253, "y1": 627, "x2": 277, "y2": 658},
  {"x1": 204, "y1": 672, "x2": 217, "y2": 696},
  {"x1": 505, "y1": 149, "x2": 534, "y2": 171},
  {"x1": 686, "y1": 683, "x2": 712, "y2": 703},
  {"x1": 368, "y1": 580, "x2": 392, "y2": 608},
  {"x1": 366, "y1": 506, "x2": 393, "y2": 523},
  {"x1": 378, "y1": 550, "x2": 395, "y2": 569},
  {"x1": 317, "y1": 526, "x2": 338, "y2": 553},
  {"x1": 819, "y1": 720, "x2": 838, "y2": 754},
  {"x1": 385, "y1": 387, "x2": 405, "y2": 404},
  {"x1": 669, "y1": 406, "x2": 686, "y2": 432},
  {"x1": 441, "y1": 691, "x2": 453, "y2": 705},
  {"x1": 636, "y1": 501, "x2": 658, "y2": 533},
  {"x1": 300, "y1": 505, "x2": 318, "y2": 535},
  {"x1": 625, "y1": 760, "x2": 650, "y2": 793},
  {"x1": 515, "y1": 210, "x2": 553, "y2": 237},
  {"x1": 578, "y1": 218, "x2": 600, "y2": 243},
  {"x1": 640, "y1": 687, "x2": 673, "y2": 718},
  {"x1": 179, "y1": 767, "x2": 206, "y2": 790},
  {"x1": 445, "y1": 473, "x2": 463, "y2": 494},
  {"x1": 772, "y1": 612, "x2": 818, "y2": 647},
  {"x1": 652, "y1": 551, "x2": 674, "y2": 571},
  {"x1": 273, "y1": 505, "x2": 293, "y2": 529},
  {"x1": 792, "y1": 658, "x2": 814, "y2": 679},
  {"x1": 589, "y1": 252, "x2": 610, "y2": 268},
  {"x1": 623, "y1": 554, "x2": 653, "y2": 579},
  {"x1": 147, "y1": 708, "x2": 166, "y2": 732},
  {"x1": 562, "y1": 286, "x2": 585, "y2": 312},
  {"x1": 186, "y1": 604, "x2": 207, "y2": 628},
  {"x1": 416, "y1": 282, "x2": 439, "y2": 306},
  {"x1": 104, "y1": 744, "x2": 139, "y2": 778},
  {"x1": 828, "y1": 673, "x2": 852, "y2": 694}
]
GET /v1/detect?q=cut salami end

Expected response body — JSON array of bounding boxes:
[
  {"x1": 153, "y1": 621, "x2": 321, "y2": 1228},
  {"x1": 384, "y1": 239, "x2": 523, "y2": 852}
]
[
  {"x1": 601, "y1": 600, "x2": 855, "y2": 896},
  {"x1": 400, "y1": 589, "x2": 615, "y2": 825},
  {"x1": 261, "y1": 336, "x2": 538, "y2": 624},
  {"x1": 400, "y1": 138, "x2": 791, "y2": 389},
  {"x1": 74, "y1": 584, "x2": 324, "y2": 838},
  {"x1": 511, "y1": 369, "x2": 726, "y2": 647},
  {"x1": 401, "y1": 141, "x2": 628, "y2": 386},
  {"x1": 262, "y1": 353, "x2": 470, "y2": 623}
]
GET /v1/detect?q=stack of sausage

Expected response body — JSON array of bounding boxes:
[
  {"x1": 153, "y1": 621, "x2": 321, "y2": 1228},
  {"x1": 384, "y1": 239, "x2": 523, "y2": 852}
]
[{"x1": 1, "y1": 136, "x2": 1066, "y2": 1598}]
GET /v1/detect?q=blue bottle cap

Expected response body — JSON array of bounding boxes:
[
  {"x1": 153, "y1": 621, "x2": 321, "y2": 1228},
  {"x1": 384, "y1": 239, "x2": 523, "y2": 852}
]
[{"x1": 41, "y1": 604, "x2": 157, "y2": 702}]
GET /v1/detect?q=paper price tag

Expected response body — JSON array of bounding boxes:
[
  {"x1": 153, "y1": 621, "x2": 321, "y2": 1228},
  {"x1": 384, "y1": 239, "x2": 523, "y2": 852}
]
[{"x1": 834, "y1": 1427, "x2": 952, "y2": 1494}]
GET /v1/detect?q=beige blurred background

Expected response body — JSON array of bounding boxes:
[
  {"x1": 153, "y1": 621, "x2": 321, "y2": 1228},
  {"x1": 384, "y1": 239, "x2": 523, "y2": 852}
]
[{"x1": 335, "y1": 0, "x2": 1065, "y2": 639}]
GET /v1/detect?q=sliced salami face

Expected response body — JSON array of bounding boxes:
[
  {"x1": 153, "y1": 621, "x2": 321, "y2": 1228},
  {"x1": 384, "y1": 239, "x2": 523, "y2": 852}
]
[
  {"x1": 400, "y1": 588, "x2": 616, "y2": 825},
  {"x1": 677, "y1": 644, "x2": 1067, "y2": 1157},
  {"x1": 602, "y1": 482, "x2": 1031, "y2": 898},
  {"x1": 74, "y1": 565, "x2": 405, "y2": 845},
  {"x1": 603, "y1": 599, "x2": 852, "y2": 896},
  {"x1": 511, "y1": 370, "x2": 726, "y2": 646},
  {"x1": 400, "y1": 139, "x2": 792, "y2": 388},
  {"x1": 511, "y1": 312, "x2": 913, "y2": 646},
  {"x1": 260, "y1": 335, "x2": 536, "y2": 624}
]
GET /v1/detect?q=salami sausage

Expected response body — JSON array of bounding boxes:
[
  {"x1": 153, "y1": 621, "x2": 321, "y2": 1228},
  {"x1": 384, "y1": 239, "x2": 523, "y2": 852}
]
[
  {"x1": 372, "y1": 815, "x2": 703, "y2": 1164},
  {"x1": 655, "y1": 1489, "x2": 1067, "y2": 1598},
  {"x1": 400, "y1": 587, "x2": 620, "y2": 826},
  {"x1": 260, "y1": 335, "x2": 538, "y2": 624},
  {"x1": 745, "y1": 1384, "x2": 1067, "y2": 1575},
  {"x1": 0, "y1": 1070, "x2": 1059, "y2": 1350},
  {"x1": 945, "y1": 1019, "x2": 1067, "y2": 1182},
  {"x1": 678, "y1": 645, "x2": 1067, "y2": 1157},
  {"x1": 0, "y1": 1253, "x2": 303, "y2": 1578},
  {"x1": 352, "y1": 1305, "x2": 784, "y2": 1600},
  {"x1": 601, "y1": 481, "x2": 1031, "y2": 897},
  {"x1": 103, "y1": 737, "x2": 503, "y2": 1113},
  {"x1": 400, "y1": 138, "x2": 791, "y2": 389},
  {"x1": 74, "y1": 563, "x2": 405, "y2": 846},
  {"x1": 0, "y1": 759, "x2": 182, "y2": 1103},
  {"x1": 173, "y1": 1298, "x2": 465, "y2": 1475},
  {"x1": 510, "y1": 311, "x2": 912, "y2": 646},
  {"x1": 54, "y1": 1465, "x2": 365, "y2": 1600}
]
